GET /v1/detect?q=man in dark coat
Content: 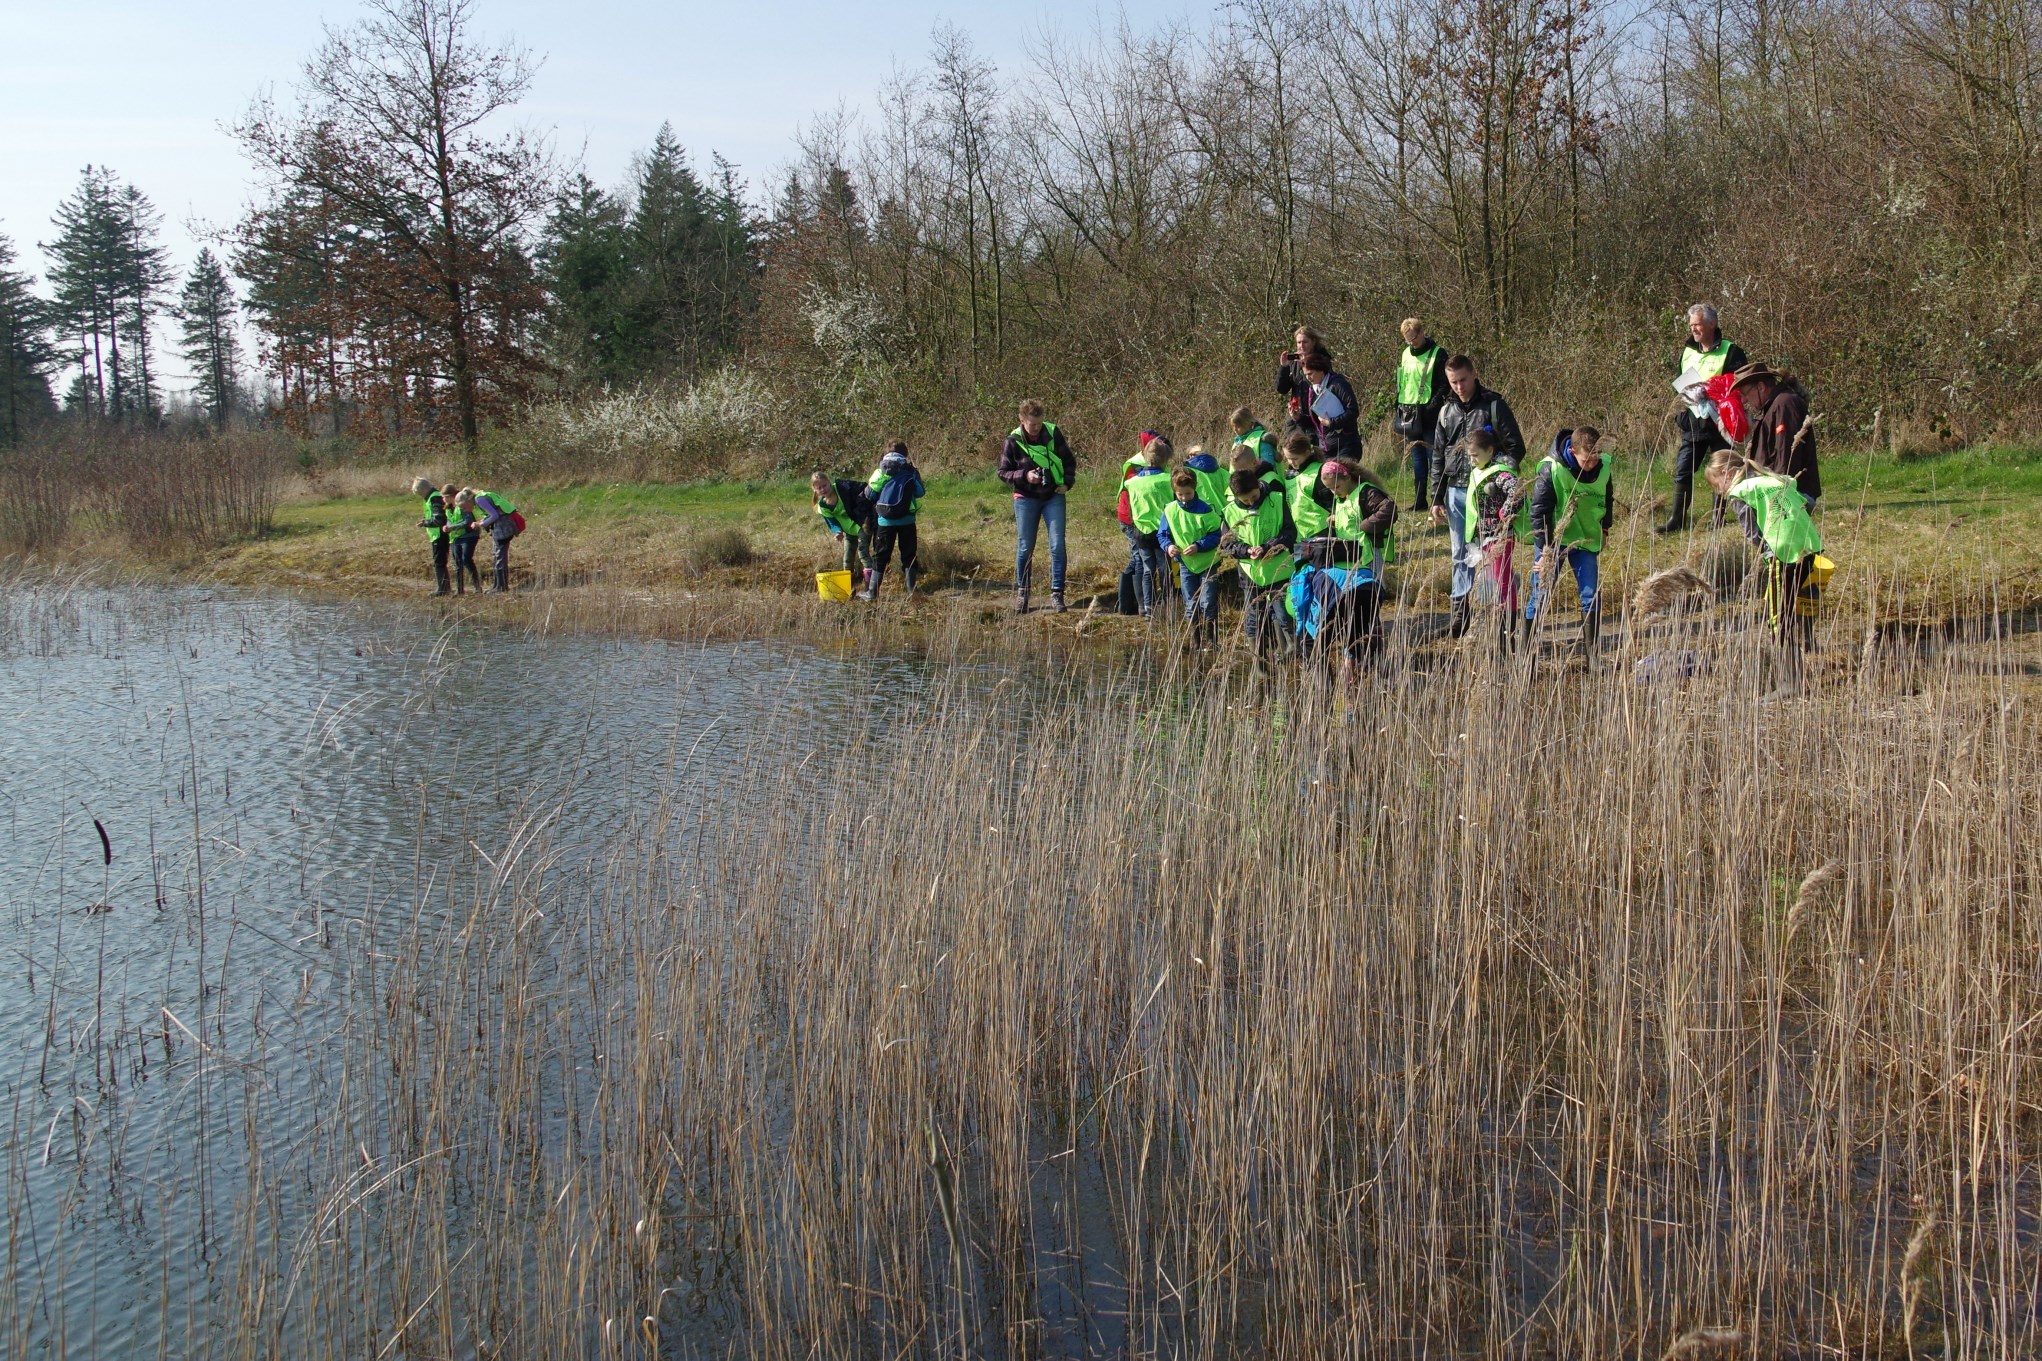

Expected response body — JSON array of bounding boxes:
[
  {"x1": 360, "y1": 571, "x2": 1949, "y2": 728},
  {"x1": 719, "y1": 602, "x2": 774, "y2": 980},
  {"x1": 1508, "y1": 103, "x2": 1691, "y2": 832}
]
[{"x1": 1731, "y1": 362, "x2": 1821, "y2": 506}]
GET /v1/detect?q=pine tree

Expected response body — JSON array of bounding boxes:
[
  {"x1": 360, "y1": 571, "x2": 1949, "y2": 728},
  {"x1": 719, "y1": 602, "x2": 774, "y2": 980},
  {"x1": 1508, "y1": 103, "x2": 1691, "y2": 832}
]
[
  {"x1": 176, "y1": 249, "x2": 241, "y2": 428},
  {"x1": 619, "y1": 125, "x2": 756, "y2": 380},
  {"x1": 0, "y1": 233, "x2": 59, "y2": 445},
  {"x1": 538, "y1": 172, "x2": 632, "y2": 382},
  {"x1": 44, "y1": 167, "x2": 169, "y2": 425}
]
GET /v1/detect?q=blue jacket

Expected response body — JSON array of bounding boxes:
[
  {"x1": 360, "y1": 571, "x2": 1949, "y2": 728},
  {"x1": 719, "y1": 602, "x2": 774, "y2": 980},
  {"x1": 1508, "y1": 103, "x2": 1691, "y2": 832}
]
[{"x1": 1155, "y1": 497, "x2": 1222, "y2": 556}]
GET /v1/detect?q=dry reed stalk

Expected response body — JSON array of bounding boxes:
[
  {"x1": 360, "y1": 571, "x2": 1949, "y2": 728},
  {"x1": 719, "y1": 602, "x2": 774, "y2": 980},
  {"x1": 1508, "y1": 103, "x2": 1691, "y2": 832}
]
[{"x1": 5, "y1": 573, "x2": 2041, "y2": 1358}]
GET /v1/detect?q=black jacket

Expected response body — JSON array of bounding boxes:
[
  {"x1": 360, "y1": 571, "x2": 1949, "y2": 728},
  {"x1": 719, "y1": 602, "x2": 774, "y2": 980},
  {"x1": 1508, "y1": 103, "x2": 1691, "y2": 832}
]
[
  {"x1": 1309, "y1": 371, "x2": 1363, "y2": 462},
  {"x1": 998, "y1": 424, "x2": 1078, "y2": 502},
  {"x1": 1430, "y1": 384, "x2": 1525, "y2": 501},
  {"x1": 1675, "y1": 338, "x2": 1748, "y2": 443}
]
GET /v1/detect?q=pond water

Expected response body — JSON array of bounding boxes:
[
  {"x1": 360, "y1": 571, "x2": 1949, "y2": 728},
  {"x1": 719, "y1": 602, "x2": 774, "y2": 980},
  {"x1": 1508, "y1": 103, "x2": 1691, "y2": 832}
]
[{"x1": 0, "y1": 580, "x2": 983, "y2": 1356}]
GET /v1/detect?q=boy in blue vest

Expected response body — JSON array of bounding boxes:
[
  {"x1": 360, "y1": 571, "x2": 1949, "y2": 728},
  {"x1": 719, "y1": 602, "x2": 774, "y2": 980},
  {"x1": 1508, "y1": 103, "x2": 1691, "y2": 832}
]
[
  {"x1": 1158, "y1": 467, "x2": 1224, "y2": 647},
  {"x1": 1523, "y1": 426, "x2": 1613, "y2": 653},
  {"x1": 861, "y1": 442, "x2": 925, "y2": 600}
]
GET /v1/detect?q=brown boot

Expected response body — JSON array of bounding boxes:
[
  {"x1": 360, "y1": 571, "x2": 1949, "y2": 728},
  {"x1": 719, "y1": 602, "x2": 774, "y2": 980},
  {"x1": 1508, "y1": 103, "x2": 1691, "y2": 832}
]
[
  {"x1": 1014, "y1": 589, "x2": 1029, "y2": 615},
  {"x1": 1050, "y1": 590, "x2": 1067, "y2": 614}
]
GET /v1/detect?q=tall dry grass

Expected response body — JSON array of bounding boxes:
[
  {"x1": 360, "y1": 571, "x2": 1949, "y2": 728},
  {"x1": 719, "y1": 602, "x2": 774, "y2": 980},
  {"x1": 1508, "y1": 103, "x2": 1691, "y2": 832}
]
[
  {"x1": 0, "y1": 428, "x2": 287, "y2": 552},
  {"x1": 4, "y1": 578, "x2": 2038, "y2": 1357}
]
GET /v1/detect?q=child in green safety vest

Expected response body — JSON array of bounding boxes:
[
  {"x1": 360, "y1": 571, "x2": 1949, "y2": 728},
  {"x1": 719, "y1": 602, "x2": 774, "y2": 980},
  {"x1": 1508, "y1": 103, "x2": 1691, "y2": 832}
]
[
  {"x1": 810, "y1": 470, "x2": 875, "y2": 578},
  {"x1": 1707, "y1": 448, "x2": 1826, "y2": 668},
  {"x1": 1281, "y1": 430, "x2": 1334, "y2": 542},
  {"x1": 1119, "y1": 433, "x2": 1173, "y2": 618},
  {"x1": 1523, "y1": 427, "x2": 1612, "y2": 651},
  {"x1": 411, "y1": 476, "x2": 451, "y2": 596},
  {"x1": 1230, "y1": 443, "x2": 1287, "y2": 497},
  {"x1": 474, "y1": 488, "x2": 520, "y2": 592},
  {"x1": 445, "y1": 484, "x2": 481, "y2": 595},
  {"x1": 1461, "y1": 430, "x2": 1525, "y2": 650},
  {"x1": 1158, "y1": 467, "x2": 1224, "y2": 647},
  {"x1": 1231, "y1": 405, "x2": 1279, "y2": 468},
  {"x1": 1221, "y1": 467, "x2": 1298, "y2": 650}
]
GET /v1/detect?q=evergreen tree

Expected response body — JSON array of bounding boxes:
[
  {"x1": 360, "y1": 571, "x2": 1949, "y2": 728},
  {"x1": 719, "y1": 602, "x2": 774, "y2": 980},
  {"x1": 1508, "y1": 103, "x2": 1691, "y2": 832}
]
[
  {"x1": 538, "y1": 172, "x2": 632, "y2": 382},
  {"x1": 43, "y1": 167, "x2": 168, "y2": 425},
  {"x1": 176, "y1": 248, "x2": 241, "y2": 428},
  {"x1": 619, "y1": 125, "x2": 756, "y2": 380},
  {"x1": 0, "y1": 232, "x2": 59, "y2": 445}
]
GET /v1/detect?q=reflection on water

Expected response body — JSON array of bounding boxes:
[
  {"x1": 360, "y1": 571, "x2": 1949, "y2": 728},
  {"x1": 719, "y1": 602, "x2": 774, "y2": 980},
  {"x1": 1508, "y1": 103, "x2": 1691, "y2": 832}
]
[{"x1": 0, "y1": 581, "x2": 963, "y2": 1356}]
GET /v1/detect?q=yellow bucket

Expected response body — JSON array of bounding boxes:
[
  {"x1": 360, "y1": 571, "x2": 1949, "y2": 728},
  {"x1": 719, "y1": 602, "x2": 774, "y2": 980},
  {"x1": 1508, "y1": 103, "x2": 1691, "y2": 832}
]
[{"x1": 816, "y1": 570, "x2": 855, "y2": 602}]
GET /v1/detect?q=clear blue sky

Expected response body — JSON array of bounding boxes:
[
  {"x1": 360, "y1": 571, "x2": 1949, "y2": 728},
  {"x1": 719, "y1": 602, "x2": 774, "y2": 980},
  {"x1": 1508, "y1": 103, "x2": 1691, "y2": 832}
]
[{"x1": 1, "y1": 0, "x2": 1207, "y2": 389}]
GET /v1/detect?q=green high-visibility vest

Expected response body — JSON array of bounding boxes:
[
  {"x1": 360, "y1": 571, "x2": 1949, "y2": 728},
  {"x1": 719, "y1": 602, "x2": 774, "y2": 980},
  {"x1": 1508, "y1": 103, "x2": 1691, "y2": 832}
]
[
  {"x1": 1010, "y1": 423, "x2": 1065, "y2": 487},
  {"x1": 1121, "y1": 455, "x2": 1145, "y2": 476},
  {"x1": 1126, "y1": 470, "x2": 1174, "y2": 534},
  {"x1": 477, "y1": 490, "x2": 516, "y2": 515},
  {"x1": 421, "y1": 493, "x2": 446, "y2": 543},
  {"x1": 1545, "y1": 458, "x2": 1612, "y2": 553},
  {"x1": 1397, "y1": 343, "x2": 1441, "y2": 406},
  {"x1": 1681, "y1": 337, "x2": 1734, "y2": 382},
  {"x1": 1222, "y1": 492, "x2": 1295, "y2": 588},
  {"x1": 1465, "y1": 460, "x2": 1526, "y2": 542},
  {"x1": 1286, "y1": 460, "x2": 1329, "y2": 537},
  {"x1": 1192, "y1": 463, "x2": 1230, "y2": 516},
  {"x1": 1235, "y1": 425, "x2": 1277, "y2": 466},
  {"x1": 1727, "y1": 473, "x2": 1822, "y2": 564},
  {"x1": 446, "y1": 504, "x2": 475, "y2": 537},
  {"x1": 817, "y1": 497, "x2": 861, "y2": 537},
  {"x1": 1329, "y1": 486, "x2": 1379, "y2": 571},
  {"x1": 1163, "y1": 499, "x2": 1223, "y2": 574}
]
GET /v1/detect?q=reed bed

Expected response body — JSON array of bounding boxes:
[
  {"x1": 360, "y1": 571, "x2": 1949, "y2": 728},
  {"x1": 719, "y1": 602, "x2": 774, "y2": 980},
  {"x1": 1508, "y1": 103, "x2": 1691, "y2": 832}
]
[{"x1": 4, "y1": 574, "x2": 2039, "y2": 1359}]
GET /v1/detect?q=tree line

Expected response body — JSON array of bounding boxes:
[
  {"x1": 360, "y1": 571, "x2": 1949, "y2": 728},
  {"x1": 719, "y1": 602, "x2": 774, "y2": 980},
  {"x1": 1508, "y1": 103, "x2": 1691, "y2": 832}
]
[{"x1": 7, "y1": 0, "x2": 2041, "y2": 458}]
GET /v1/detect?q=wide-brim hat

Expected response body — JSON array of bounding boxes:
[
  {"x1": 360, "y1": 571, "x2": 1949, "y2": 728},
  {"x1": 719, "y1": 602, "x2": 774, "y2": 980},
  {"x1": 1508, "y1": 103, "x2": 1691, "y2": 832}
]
[{"x1": 1728, "y1": 360, "x2": 1780, "y2": 391}]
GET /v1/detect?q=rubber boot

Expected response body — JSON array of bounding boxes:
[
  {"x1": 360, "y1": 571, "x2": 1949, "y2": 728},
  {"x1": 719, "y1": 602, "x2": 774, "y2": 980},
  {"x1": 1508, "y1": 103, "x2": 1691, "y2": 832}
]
[
  {"x1": 902, "y1": 564, "x2": 918, "y2": 599},
  {"x1": 1656, "y1": 482, "x2": 1690, "y2": 534},
  {"x1": 1579, "y1": 608, "x2": 1601, "y2": 656},
  {"x1": 1448, "y1": 596, "x2": 1471, "y2": 639},
  {"x1": 856, "y1": 568, "x2": 881, "y2": 601}
]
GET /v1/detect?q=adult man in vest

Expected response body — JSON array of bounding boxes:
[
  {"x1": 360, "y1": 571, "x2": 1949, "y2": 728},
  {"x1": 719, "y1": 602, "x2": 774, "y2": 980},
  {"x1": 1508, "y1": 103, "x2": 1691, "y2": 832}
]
[
  {"x1": 1430, "y1": 355, "x2": 1525, "y2": 638},
  {"x1": 1659, "y1": 303, "x2": 1749, "y2": 533},
  {"x1": 1391, "y1": 318, "x2": 1450, "y2": 514},
  {"x1": 998, "y1": 398, "x2": 1079, "y2": 613}
]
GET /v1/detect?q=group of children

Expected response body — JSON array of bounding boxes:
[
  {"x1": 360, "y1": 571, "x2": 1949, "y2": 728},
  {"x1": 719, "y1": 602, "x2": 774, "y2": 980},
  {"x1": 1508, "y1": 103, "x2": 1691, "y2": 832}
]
[
  {"x1": 413, "y1": 477, "x2": 521, "y2": 595},
  {"x1": 804, "y1": 402, "x2": 1826, "y2": 667}
]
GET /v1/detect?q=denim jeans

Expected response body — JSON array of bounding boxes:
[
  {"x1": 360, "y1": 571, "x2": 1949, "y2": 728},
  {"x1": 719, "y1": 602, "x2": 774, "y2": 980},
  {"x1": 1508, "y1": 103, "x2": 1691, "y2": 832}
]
[
  {"x1": 1178, "y1": 563, "x2": 1218, "y2": 622},
  {"x1": 1408, "y1": 438, "x2": 1432, "y2": 504},
  {"x1": 1445, "y1": 484, "x2": 1473, "y2": 600},
  {"x1": 1524, "y1": 545, "x2": 1600, "y2": 621},
  {"x1": 1122, "y1": 523, "x2": 1162, "y2": 614},
  {"x1": 1241, "y1": 579, "x2": 1288, "y2": 647},
  {"x1": 1014, "y1": 493, "x2": 1067, "y2": 594}
]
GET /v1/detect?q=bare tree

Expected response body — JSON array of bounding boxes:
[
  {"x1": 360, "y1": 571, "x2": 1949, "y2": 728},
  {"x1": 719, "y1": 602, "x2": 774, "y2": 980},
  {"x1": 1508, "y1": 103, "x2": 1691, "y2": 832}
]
[{"x1": 235, "y1": 0, "x2": 553, "y2": 449}]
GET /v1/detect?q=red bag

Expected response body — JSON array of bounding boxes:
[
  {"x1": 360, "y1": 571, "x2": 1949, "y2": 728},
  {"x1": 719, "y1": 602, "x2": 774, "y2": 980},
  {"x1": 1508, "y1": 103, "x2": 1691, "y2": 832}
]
[
  {"x1": 509, "y1": 510, "x2": 527, "y2": 535},
  {"x1": 1705, "y1": 374, "x2": 1749, "y2": 442}
]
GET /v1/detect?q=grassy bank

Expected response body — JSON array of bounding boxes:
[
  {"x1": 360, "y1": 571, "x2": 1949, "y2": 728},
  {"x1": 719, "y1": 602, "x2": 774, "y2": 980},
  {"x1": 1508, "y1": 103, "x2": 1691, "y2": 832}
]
[{"x1": 60, "y1": 442, "x2": 2042, "y2": 646}]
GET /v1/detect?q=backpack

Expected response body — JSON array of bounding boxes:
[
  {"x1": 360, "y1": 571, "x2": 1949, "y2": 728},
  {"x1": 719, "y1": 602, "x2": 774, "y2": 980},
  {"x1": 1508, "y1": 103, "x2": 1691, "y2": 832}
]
[{"x1": 874, "y1": 464, "x2": 919, "y2": 518}]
